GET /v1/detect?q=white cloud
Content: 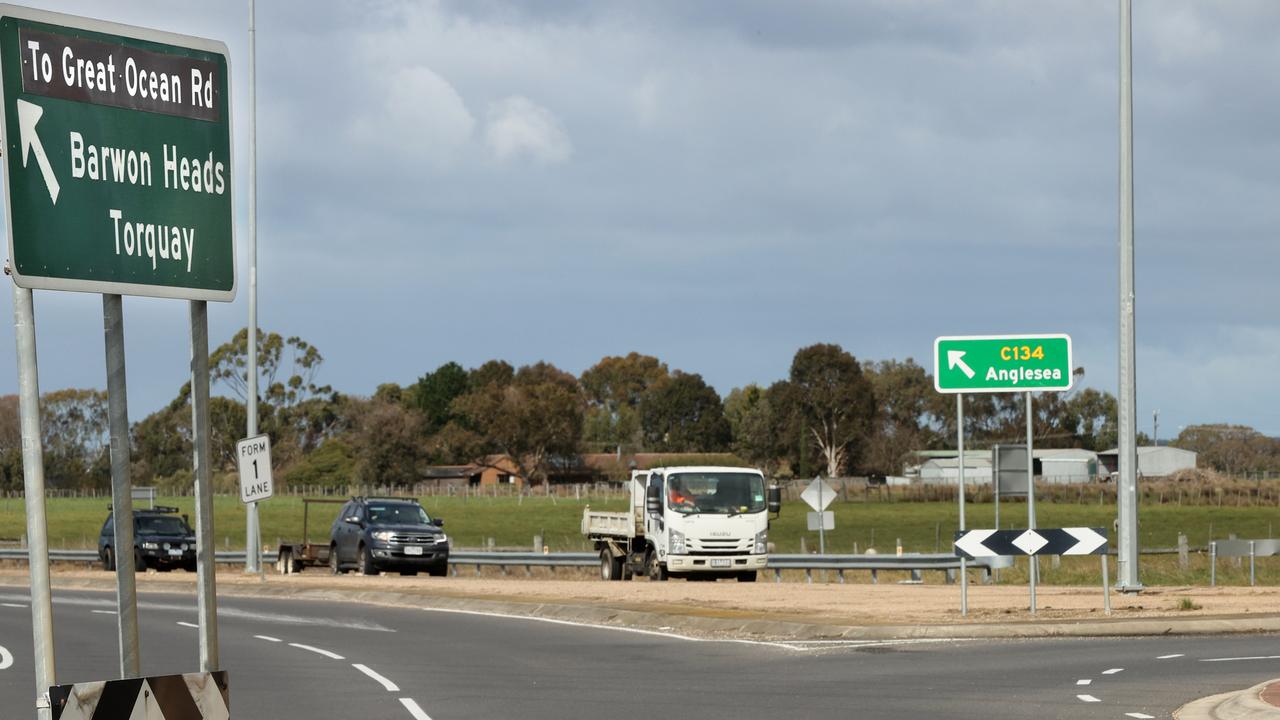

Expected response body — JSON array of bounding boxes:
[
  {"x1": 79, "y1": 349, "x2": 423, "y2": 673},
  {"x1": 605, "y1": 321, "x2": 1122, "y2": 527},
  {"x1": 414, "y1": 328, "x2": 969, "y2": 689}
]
[
  {"x1": 350, "y1": 65, "x2": 475, "y2": 168},
  {"x1": 484, "y1": 96, "x2": 572, "y2": 164}
]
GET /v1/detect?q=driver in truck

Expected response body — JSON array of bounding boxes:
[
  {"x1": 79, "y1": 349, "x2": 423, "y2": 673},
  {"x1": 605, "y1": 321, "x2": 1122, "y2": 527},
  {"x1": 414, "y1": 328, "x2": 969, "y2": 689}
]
[{"x1": 668, "y1": 476, "x2": 695, "y2": 510}]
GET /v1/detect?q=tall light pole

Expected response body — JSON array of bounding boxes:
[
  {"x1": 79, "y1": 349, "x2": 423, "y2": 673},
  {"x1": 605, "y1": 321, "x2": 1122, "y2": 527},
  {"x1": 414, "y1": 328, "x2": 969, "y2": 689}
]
[
  {"x1": 1116, "y1": 0, "x2": 1142, "y2": 592},
  {"x1": 245, "y1": 0, "x2": 261, "y2": 573}
]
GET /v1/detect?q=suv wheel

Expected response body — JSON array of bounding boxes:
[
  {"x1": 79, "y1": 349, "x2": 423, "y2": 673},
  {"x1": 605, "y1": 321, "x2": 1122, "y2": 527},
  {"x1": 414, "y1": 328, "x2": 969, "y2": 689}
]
[
  {"x1": 134, "y1": 548, "x2": 147, "y2": 572},
  {"x1": 329, "y1": 545, "x2": 343, "y2": 575},
  {"x1": 102, "y1": 547, "x2": 115, "y2": 571},
  {"x1": 358, "y1": 544, "x2": 378, "y2": 576},
  {"x1": 428, "y1": 562, "x2": 448, "y2": 577}
]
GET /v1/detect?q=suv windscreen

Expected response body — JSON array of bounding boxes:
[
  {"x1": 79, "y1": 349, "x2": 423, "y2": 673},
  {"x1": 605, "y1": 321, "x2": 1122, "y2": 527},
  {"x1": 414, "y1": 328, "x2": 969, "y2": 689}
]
[
  {"x1": 136, "y1": 516, "x2": 191, "y2": 535},
  {"x1": 365, "y1": 503, "x2": 431, "y2": 527}
]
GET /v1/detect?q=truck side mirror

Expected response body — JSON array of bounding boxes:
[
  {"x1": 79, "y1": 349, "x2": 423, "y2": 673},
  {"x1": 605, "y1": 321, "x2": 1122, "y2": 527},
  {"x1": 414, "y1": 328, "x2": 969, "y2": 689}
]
[
  {"x1": 767, "y1": 485, "x2": 782, "y2": 515},
  {"x1": 645, "y1": 483, "x2": 662, "y2": 515}
]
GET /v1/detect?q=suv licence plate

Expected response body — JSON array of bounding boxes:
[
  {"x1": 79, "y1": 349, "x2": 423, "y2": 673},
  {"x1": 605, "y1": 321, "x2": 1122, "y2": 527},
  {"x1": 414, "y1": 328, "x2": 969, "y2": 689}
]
[
  {"x1": 404, "y1": 546, "x2": 423, "y2": 556},
  {"x1": 711, "y1": 558, "x2": 731, "y2": 568},
  {"x1": 168, "y1": 550, "x2": 183, "y2": 556}
]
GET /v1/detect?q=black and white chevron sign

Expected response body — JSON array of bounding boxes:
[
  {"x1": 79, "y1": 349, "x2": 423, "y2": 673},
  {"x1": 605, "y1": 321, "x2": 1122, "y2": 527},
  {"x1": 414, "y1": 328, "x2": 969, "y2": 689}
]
[
  {"x1": 954, "y1": 528, "x2": 1107, "y2": 559},
  {"x1": 49, "y1": 671, "x2": 228, "y2": 720}
]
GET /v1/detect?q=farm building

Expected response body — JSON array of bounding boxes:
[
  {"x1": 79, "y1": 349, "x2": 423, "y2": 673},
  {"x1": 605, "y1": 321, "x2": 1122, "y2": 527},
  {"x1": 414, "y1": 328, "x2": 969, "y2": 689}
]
[{"x1": 1098, "y1": 446, "x2": 1197, "y2": 477}]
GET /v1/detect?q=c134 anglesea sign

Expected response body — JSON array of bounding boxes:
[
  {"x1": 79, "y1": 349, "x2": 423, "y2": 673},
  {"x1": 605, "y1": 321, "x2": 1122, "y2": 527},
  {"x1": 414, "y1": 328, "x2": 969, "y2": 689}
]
[
  {"x1": 933, "y1": 334, "x2": 1073, "y2": 394},
  {"x1": 0, "y1": 4, "x2": 235, "y2": 301}
]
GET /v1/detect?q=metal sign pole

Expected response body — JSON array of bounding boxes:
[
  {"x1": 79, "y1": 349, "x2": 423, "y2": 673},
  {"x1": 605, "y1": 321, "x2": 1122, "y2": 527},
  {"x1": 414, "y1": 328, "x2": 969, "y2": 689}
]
[
  {"x1": 12, "y1": 284, "x2": 55, "y2": 719},
  {"x1": 190, "y1": 300, "x2": 219, "y2": 671},
  {"x1": 244, "y1": 0, "x2": 261, "y2": 576},
  {"x1": 957, "y1": 393, "x2": 967, "y2": 617},
  {"x1": 102, "y1": 294, "x2": 141, "y2": 676},
  {"x1": 817, "y1": 476, "x2": 826, "y2": 556},
  {"x1": 1102, "y1": 553, "x2": 1111, "y2": 615},
  {"x1": 1026, "y1": 391, "x2": 1036, "y2": 615}
]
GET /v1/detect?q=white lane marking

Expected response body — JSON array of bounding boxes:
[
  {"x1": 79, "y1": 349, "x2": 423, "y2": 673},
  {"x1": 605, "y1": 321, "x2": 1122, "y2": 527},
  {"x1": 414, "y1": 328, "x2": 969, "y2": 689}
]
[
  {"x1": 289, "y1": 643, "x2": 344, "y2": 660},
  {"x1": 1157, "y1": 653, "x2": 1183, "y2": 659},
  {"x1": 1, "y1": 603, "x2": 27, "y2": 608},
  {"x1": 254, "y1": 635, "x2": 282, "y2": 643},
  {"x1": 412, "y1": 606, "x2": 963, "y2": 652},
  {"x1": 1076, "y1": 679, "x2": 1091, "y2": 686},
  {"x1": 399, "y1": 698, "x2": 433, "y2": 720},
  {"x1": 91, "y1": 610, "x2": 118, "y2": 615},
  {"x1": 0, "y1": 644, "x2": 12, "y2": 670},
  {"x1": 1102, "y1": 668, "x2": 1124, "y2": 675},
  {"x1": 353, "y1": 663, "x2": 400, "y2": 692},
  {"x1": 1201, "y1": 655, "x2": 1280, "y2": 663},
  {"x1": 1076, "y1": 694, "x2": 1101, "y2": 703},
  {"x1": 1125, "y1": 714, "x2": 1155, "y2": 719},
  {"x1": 176, "y1": 622, "x2": 199, "y2": 628}
]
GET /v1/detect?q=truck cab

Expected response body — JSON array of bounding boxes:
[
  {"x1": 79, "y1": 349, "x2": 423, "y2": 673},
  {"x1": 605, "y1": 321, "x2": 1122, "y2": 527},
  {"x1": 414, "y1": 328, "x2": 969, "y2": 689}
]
[{"x1": 585, "y1": 465, "x2": 778, "y2": 582}]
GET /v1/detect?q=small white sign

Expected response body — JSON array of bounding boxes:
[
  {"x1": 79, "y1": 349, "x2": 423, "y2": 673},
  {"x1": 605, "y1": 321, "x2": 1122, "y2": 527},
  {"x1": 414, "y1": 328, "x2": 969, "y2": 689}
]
[
  {"x1": 800, "y1": 477, "x2": 836, "y2": 512},
  {"x1": 236, "y1": 434, "x2": 273, "y2": 504},
  {"x1": 806, "y1": 511, "x2": 834, "y2": 531}
]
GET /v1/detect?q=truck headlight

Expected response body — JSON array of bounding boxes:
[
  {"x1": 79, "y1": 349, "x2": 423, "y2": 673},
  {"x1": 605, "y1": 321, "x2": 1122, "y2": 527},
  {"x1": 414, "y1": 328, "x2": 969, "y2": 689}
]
[
  {"x1": 371, "y1": 531, "x2": 394, "y2": 542},
  {"x1": 141, "y1": 542, "x2": 159, "y2": 550},
  {"x1": 754, "y1": 530, "x2": 768, "y2": 555},
  {"x1": 670, "y1": 529, "x2": 686, "y2": 555}
]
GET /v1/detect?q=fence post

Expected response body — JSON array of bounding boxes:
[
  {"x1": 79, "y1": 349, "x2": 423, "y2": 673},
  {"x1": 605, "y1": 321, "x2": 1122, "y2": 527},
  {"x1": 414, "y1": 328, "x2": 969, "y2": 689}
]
[
  {"x1": 1177, "y1": 533, "x2": 1188, "y2": 571},
  {"x1": 1210, "y1": 541, "x2": 1217, "y2": 586},
  {"x1": 1250, "y1": 541, "x2": 1256, "y2": 587}
]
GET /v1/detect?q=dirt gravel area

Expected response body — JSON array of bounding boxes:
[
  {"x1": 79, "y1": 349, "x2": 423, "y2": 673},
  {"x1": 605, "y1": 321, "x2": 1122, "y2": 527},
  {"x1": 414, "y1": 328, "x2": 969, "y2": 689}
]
[{"x1": 4, "y1": 568, "x2": 1278, "y2": 628}]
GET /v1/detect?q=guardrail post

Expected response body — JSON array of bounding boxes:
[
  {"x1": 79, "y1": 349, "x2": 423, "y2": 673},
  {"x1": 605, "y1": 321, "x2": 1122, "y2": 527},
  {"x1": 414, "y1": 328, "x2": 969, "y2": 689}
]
[
  {"x1": 837, "y1": 569, "x2": 845, "y2": 584},
  {"x1": 870, "y1": 569, "x2": 878, "y2": 585},
  {"x1": 946, "y1": 568, "x2": 956, "y2": 585},
  {"x1": 1250, "y1": 541, "x2": 1256, "y2": 587},
  {"x1": 1210, "y1": 541, "x2": 1216, "y2": 587},
  {"x1": 805, "y1": 568, "x2": 812, "y2": 584},
  {"x1": 773, "y1": 568, "x2": 782, "y2": 583}
]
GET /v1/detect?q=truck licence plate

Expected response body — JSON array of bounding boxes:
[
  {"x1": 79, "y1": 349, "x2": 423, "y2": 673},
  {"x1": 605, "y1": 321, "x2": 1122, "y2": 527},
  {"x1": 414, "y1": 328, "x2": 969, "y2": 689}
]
[
  {"x1": 711, "y1": 558, "x2": 731, "y2": 568},
  {"x1": 404, "y1": 546, "x2": 423, "y2": 556}
]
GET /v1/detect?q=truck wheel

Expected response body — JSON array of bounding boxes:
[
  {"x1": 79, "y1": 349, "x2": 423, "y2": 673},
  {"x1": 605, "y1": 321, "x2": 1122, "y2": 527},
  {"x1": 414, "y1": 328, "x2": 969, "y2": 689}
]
[
  {"x1": 647, "y1": 553, "x2": 668, "y2": 582},
  {"x1": 600, "y1": 550, "x2": 623, "y2": 581},
  {"x1": 358, "y1": 544, "x2": 378, "y2": 576},
  {"x1": 737, "y1": 571, "x2": 757, "y2": 583},
  {"x1": 277, "y1": 548, "x2": 293, "y2": 575},
  {"x1": 102, "y1": 547, "x2": 115, "y2": 571}
]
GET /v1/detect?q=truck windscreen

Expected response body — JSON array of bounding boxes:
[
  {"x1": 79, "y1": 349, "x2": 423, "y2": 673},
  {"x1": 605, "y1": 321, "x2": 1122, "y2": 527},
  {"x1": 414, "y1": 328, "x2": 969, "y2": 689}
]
[{"x1": 667, "y1": 473, "x2": 765, "y2": 515}]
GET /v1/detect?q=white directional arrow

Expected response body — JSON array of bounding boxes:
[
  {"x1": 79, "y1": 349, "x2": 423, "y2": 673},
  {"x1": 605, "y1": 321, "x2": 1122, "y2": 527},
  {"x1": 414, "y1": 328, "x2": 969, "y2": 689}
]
[
  {"x1": 954, "y1": 529, "x2": 997, "y2": 558},
  {"x1": 1062, "y1": 527, "x2": 1108, "y2": 555},
  {"x1": 16, "y1": 99, "x2": 60, "y2": 205},
  {"x1": 1012, "y1": 529, "x2": 1049, "y2": 556},
  {"x1": 947, "y1": 350, "x2": 975, "y2": 379}
]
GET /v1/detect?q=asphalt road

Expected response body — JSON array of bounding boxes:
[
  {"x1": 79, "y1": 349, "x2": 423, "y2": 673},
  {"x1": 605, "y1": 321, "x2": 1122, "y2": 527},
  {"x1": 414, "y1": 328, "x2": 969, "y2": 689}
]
[{"x1": 0, "y1": 588, "x2": 1277, "y2": 719}]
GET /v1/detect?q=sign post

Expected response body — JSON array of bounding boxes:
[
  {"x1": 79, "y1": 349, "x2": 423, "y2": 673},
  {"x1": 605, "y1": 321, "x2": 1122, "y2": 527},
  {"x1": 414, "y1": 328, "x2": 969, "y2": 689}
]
[
  {"x1": 935, "y1": 334, "x2": 1073, "y2": 617},
  {"x1": 0, "y1": 5, "x2": 235, "y2": 706}
]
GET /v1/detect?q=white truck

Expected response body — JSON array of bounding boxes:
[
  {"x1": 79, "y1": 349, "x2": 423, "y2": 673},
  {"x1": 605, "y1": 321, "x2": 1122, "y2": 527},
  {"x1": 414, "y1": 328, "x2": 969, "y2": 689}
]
[{"x1": 582, "y1": 466, "x2": 779, "y2": 582}]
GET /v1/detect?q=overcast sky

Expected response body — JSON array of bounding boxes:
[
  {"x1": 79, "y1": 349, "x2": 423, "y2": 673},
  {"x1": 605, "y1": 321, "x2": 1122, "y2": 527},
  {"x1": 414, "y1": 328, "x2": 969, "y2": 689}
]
[{"x1": 2, "y1": 1, "x2": 1279, "y2": 439}]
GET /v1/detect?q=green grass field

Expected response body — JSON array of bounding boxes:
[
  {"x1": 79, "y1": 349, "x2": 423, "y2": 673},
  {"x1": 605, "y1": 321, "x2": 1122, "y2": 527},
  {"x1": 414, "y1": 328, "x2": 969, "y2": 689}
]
[{"x1": 1, "y1": 493, "x2": 1275, "y2": 585}]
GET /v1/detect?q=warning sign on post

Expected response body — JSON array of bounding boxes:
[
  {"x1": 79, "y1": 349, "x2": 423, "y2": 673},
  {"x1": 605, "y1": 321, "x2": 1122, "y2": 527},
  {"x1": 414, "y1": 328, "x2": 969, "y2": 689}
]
[{"x1": 236, "y1": 434, "x2": 272, "y2": 504}]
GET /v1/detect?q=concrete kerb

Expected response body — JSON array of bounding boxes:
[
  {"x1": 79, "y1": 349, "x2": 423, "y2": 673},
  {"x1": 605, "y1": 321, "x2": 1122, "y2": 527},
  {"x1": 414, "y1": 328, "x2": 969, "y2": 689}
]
[
  {"x1": 7, "y1": 575, "x2": 1280, "y2": 642},
  {"x1": 1175, "y1": 679, "x2": 1280, "y2": 720}
]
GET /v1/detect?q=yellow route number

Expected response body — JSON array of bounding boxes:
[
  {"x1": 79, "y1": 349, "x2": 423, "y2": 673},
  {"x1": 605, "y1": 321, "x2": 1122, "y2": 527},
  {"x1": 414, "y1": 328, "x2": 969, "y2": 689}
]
[{"x1": 1000, "y1": 345, "x2": 1045, "y2": 362}]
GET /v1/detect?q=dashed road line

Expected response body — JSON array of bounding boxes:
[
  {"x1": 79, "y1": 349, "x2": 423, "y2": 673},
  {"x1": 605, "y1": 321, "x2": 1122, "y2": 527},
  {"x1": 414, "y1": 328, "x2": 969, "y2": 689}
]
[
  {"x1": 1, "y1": 603, "x2": 26, "y2": 608},
  {"x1": 1075, "y1": 679, "x2": 1091, "y2": 686},
  {"x1": 254, "y1": 635, "x2": 282, "y2": 643},
  {"x1": 1125, "y1": 713, "x2": 1155, "y2": 719},
  {"x1": 353, "y1": 663, "x2": 400, "y2": 692},
  {"x1": 1076, "y1": 694, "x2": 1100, "y2": 703},
  {"x1": 399, "y1": 698, "x2": 434, "y2": 720},
  {"x1": 1102, "y1": 668, "x2": 1124, "y2": 675},
  {"x1": 176, "y1": 621, "x2": 199, "y2": 628},
  {"x1": 1156, "y1": 653, "x2": 1183, "y2": 659},
  {"x1": 1201, "y1": 655, "x2": 1280, "y2": 663},
  {"x1": 0, "y1": 644, "x2": 12, "y2": 670},
  {"x1": 91, "y1": 610, "x2": 117, "y2": 615},
  {"x1": 288, "y1": 643, "x2": 344, "y2": 660}
]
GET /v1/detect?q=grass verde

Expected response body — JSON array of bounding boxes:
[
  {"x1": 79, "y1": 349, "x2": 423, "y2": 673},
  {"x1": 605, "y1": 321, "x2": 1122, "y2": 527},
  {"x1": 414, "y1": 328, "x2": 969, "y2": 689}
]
[{"x1": 2, "y1": 493, "x2": 1275, "y2": 586}]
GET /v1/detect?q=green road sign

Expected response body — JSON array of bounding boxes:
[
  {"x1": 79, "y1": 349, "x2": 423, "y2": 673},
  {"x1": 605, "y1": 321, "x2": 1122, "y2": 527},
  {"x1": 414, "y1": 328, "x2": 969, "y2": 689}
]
[
  {"x1": 934, "y1": 334, "x2": 1073, "y2": 394},
  {"x1": 0, "y1": 5, "x2": 235, "y2": 301}
]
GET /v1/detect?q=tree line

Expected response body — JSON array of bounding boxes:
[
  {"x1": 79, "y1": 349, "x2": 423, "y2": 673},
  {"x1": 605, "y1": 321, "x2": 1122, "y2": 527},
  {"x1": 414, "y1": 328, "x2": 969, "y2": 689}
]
[{"x1": 0, "y1": 328, "x2": 1262, "y2": 492}]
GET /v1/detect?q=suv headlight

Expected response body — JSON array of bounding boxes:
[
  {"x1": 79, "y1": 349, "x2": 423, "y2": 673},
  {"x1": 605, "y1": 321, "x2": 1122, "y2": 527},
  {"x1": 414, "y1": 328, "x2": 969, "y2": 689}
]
[
  {"x1": 669, "y1": 529, "x2": 686, "y2": 555},
  {"x1": 754, "y1": 530, "x2": 768, "y2": 555},
  {"x1": 141, "y1": 542, "x2": 159, "y2": 550},
  {"x1": 371, "y1": 530, "x2": 394, "y2": 542},
  {"x1": 436, "y1": 534, "x2": 448, "y2": 545}
]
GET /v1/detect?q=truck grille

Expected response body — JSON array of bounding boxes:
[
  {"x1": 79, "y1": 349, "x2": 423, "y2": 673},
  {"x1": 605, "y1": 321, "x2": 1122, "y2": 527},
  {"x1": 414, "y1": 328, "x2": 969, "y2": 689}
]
[{"x1": 687, "y1": 538, "x2": 751, "y2": 554}]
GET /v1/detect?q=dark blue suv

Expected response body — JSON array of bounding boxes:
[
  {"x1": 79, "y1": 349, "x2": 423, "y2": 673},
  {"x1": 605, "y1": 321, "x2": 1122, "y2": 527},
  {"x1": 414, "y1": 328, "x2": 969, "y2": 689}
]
[
  {"x1": 329, "y1": 497, "x2": 449, "y2": 576},
  {"x1": 98, "y1": 506, "x2": 197, "y2": 572}
]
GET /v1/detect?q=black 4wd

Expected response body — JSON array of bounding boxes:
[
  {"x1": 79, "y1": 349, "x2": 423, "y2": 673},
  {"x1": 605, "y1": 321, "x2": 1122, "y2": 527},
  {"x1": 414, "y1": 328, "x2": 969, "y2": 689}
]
[
  {"x1": 329, "y1": 497, "x2": 449, "y2": 576},
  {"x1": 98, "y1": 506, "x2": 197, "y2": 572}
]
